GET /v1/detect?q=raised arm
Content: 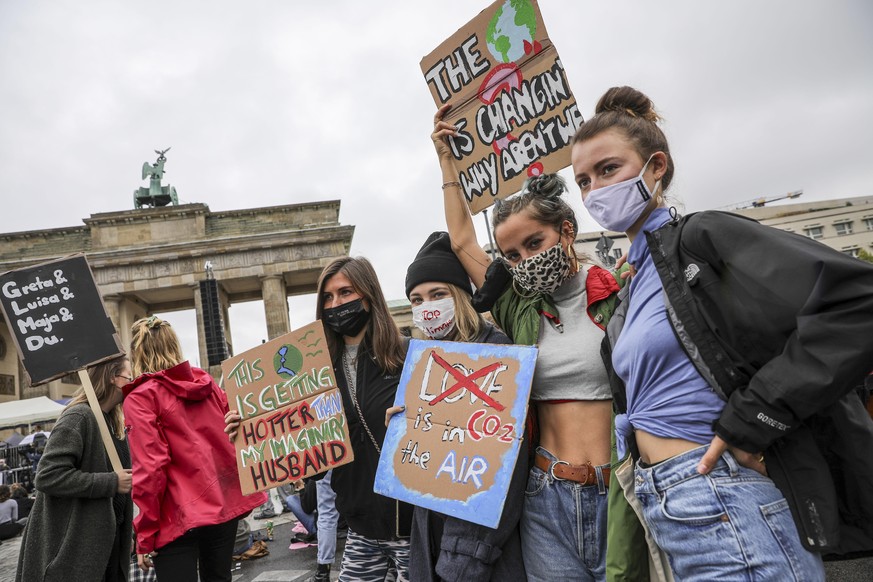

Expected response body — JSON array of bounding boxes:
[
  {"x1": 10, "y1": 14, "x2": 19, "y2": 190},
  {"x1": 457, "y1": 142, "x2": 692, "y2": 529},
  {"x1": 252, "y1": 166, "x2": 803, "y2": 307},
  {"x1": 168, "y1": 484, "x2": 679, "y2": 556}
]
[{"x1": 433, "y1": 104, "x2": 491, "y2": 288}]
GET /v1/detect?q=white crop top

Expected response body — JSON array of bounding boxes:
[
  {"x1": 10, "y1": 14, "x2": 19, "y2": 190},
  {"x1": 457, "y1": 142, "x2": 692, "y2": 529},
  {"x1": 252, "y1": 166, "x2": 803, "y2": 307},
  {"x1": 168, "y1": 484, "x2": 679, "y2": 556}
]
[{"x1": 530, "y1": 269, "x2": 612, "y2": 401}]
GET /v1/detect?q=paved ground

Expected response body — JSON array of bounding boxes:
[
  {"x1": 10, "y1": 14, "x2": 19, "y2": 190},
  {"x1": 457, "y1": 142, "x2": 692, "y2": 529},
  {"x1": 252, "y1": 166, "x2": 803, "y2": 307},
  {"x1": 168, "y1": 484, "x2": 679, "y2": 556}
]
[
  {"x1": 2, "y1": 511, "x2": 871, "y2": 581},
  {"x1": 0, "y1": 510, "x2": 343, "y2": 582}
]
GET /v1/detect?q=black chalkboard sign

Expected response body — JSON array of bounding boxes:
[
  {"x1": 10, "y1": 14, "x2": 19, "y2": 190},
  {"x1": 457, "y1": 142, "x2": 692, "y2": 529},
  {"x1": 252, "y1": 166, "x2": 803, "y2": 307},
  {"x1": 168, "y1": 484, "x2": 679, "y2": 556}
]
[{"x1": 0, "y1": 255, "x2": 123, "y2": 386}]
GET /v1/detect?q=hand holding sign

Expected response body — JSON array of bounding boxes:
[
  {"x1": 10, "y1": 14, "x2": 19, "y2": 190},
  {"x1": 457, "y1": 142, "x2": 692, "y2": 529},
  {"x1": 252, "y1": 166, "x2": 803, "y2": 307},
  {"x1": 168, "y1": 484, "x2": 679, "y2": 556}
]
[
  {"x1": 421, "y1": 0, "x2": 582, "y2": 213},
  {"x1": 221, "y1": 322, "x2": 354, "y2": 495}
]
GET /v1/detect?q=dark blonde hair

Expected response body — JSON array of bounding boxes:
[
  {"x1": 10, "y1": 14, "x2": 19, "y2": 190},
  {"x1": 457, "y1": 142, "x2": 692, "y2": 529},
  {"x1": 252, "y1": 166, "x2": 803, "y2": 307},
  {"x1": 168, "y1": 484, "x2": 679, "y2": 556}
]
[
  {"x1": 69, "y1": 354, "x2": 129, "y2": 439},
  {"x1": 316, "y1": 257, "x2": 406, "y2": 375},
  {"x1": 130, "y1": 316, "x2": 184, "y2": 377},
  {"x1": 573, "y1": 86, "x2": 674, "y2": 191},
  {"x1": 444, "y1": 283, "x2": 485, "y2": 343}
]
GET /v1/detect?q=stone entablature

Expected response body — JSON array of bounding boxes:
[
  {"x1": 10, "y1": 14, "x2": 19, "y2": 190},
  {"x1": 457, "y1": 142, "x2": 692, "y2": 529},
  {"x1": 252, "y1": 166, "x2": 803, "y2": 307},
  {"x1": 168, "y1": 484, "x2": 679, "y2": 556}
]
[{"x1": 0, "y1": 200, "x2": 354, "y2": 402}]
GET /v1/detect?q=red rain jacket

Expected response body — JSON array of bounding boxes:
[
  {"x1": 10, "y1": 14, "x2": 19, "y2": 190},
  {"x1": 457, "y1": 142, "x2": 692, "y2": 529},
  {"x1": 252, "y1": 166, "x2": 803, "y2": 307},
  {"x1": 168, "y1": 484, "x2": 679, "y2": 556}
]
[{"x1": 123, "y1": 361, "x2": 266, "y2": 553}]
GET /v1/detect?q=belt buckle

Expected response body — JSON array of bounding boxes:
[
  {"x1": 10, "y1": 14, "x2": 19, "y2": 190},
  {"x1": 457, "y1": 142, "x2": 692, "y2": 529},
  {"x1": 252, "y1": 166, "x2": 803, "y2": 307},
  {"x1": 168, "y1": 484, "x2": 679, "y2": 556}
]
[{"x1": 549, "y1": 460, "x2": 569, "y2": 481}]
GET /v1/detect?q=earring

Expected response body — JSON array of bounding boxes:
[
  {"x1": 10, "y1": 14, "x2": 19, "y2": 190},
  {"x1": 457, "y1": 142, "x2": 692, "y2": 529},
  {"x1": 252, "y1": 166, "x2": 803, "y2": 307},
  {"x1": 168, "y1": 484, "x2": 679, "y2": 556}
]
[{"x1": 568, "y1": 244, "x2": 581, "y2": 274}]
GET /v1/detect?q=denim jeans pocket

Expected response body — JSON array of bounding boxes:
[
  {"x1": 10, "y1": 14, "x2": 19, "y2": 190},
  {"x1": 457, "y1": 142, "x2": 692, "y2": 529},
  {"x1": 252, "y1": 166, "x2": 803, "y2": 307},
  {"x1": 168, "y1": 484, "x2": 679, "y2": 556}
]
[
  {"x1": 525, "y1": 469, "x2": 548, "y2": 497},
  {"x1": 658, "y1": 475, "x2": 727, "y2": 526},
  {"x1": 760, "y1": 498, "x2": 823, "y2": 581}
]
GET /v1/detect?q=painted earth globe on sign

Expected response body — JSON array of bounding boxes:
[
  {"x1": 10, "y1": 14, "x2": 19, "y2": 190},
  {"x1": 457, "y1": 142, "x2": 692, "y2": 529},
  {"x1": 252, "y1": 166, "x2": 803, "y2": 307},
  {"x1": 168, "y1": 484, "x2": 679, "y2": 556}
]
[
  {"x1": 486, "y1": 0, "x2": 537, "y2": 64},
  {"x1": 273, "y1": 344, "x2": 304, "y2": 379}
]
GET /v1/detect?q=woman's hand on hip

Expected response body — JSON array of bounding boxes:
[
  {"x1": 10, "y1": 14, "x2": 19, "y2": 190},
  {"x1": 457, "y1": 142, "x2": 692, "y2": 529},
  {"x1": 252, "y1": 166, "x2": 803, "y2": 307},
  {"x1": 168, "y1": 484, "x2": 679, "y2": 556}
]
[{"x1": 697, "y1": 435, "x2": 767, "y2": 477}]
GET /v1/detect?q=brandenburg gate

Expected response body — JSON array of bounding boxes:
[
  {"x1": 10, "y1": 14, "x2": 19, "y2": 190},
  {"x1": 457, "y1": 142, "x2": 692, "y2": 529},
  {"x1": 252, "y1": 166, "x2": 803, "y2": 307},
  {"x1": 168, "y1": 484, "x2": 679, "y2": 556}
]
[{"x1": 0, "y1": 152, "x2": 353, "y2": 402}]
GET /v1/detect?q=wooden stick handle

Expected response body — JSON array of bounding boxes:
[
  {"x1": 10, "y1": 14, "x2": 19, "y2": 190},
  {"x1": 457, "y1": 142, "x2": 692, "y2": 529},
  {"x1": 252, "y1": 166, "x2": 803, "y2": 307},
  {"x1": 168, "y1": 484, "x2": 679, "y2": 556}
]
[{"x1": 78, "y1": 369, "x2": 123, "y2": 472}]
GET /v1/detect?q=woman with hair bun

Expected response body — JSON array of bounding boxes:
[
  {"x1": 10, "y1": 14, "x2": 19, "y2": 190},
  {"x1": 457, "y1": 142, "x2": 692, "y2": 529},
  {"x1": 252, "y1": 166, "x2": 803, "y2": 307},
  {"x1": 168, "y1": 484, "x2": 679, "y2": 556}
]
[
  {"x1": 571, "y1": 85, "x2": 873, "y2": 579},
  {"x1": 432, "y1": 105, "x2": 647, "y2": 581},
  {"x1": 123, "y1": 316, "x2": 266, "y2": 582}
]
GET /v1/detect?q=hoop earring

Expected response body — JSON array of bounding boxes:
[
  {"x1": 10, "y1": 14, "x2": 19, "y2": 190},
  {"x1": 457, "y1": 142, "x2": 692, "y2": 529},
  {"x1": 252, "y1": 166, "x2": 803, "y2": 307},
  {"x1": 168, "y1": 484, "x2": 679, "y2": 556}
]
[{"x1": 568, "y1": 244, "x2": 580, "y2": 274}]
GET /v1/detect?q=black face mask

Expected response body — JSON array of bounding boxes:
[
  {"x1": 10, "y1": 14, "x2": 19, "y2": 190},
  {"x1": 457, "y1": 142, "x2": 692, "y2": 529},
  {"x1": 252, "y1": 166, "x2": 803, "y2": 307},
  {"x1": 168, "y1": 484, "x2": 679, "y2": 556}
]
[{"x1": 323, "y1": 298, "x2": 370, "y2": 337}]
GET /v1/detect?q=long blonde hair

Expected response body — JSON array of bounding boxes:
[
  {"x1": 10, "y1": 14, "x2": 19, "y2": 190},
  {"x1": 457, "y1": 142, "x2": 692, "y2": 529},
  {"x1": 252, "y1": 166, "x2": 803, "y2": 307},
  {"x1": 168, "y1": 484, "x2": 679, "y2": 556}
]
[
  {"x1": 445, "y1": 284, "x2": 485, "y2": 343},
  {"x1": 316, "y1": 257, "x2": 406, "y2": 375},
  {"x1": 68, "y1": 354, "x2": 128, "y2": 439},
  {"x1": 130, "y1": 316, "x2": 184, "y2": 377}
]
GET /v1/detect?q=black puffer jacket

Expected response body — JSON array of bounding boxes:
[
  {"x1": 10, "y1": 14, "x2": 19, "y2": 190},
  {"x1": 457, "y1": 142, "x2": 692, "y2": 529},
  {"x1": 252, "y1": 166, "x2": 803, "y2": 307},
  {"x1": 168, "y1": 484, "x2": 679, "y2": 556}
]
[
  {"x1": 606, "y1": 210, "x2": 873, "y2": 556},
  {"x1": 329, "y1": 340, "x2": 414, "y2": 540}
]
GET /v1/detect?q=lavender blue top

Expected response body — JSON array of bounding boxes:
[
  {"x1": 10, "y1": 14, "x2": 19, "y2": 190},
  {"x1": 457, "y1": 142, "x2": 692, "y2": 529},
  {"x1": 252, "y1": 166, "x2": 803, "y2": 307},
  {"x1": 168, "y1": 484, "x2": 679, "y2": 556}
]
[{"x1": 612, "y1": 208, "x2": 724, "y2": 458}]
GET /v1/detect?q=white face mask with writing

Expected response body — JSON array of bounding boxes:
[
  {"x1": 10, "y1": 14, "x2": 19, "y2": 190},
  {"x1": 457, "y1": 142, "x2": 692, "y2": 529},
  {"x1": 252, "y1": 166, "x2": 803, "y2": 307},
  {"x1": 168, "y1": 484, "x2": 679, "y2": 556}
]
[
  {"x1": 411, "y1": 298, "x2": 456, "y2": 340},
  {"x1": 583, "y1": 154, "x2": 660, "y2": 232}
]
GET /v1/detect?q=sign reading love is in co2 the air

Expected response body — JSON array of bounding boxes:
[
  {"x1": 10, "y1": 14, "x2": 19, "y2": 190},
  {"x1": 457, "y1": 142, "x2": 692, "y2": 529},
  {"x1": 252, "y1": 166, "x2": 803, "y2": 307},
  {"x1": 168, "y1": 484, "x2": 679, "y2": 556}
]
[
  {"x1": 421, "y1": 0, "x2": 583, "y2": 213},
  {"x1": 375, "y1": 339, "x2": 537, "y2": 528},
  {"x1": 0, "y1": 255, "x2": 124, "y2": 385}
]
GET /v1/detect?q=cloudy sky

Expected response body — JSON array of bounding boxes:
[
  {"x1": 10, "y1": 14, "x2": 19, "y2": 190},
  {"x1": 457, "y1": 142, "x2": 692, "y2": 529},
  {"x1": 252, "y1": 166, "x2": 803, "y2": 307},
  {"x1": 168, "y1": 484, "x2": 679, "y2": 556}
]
[{"x1": 1, "y1": 0, "x2": 871, "y2": 365}]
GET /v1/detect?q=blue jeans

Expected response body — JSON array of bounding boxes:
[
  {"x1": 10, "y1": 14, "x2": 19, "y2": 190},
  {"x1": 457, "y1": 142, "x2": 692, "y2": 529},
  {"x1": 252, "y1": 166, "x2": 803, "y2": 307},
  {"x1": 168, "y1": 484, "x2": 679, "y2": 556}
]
[
  {"x1": 285, "y1": 493, "x2": 316, "y2": 535},
  {"x1": 521, "y1": 447, "x2": 608, "y2": 582},
  {"x1": 316, "y1": 470, "x2": 339, "y2": 565},
  {"x1": 634, "y1": 446, "x2": 825, "y2": 581}
]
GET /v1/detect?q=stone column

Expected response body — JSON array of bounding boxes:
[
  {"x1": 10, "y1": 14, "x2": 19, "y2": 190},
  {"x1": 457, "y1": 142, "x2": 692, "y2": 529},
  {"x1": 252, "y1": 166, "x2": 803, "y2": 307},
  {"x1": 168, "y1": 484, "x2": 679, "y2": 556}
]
[
  {"x1": 191, "y1": 283, "x2": 213, "y2": 376},
  {"x1": 261, "y1": 275, "x2": 290, "y2": 340}
]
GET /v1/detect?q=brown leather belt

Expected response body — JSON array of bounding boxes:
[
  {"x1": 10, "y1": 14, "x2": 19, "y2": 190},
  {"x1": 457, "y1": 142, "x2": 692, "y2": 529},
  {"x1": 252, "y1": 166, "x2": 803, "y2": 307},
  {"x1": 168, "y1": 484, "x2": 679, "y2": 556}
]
[{"x1": 535, "y1": 452, "x2": 611, "y2": 487}]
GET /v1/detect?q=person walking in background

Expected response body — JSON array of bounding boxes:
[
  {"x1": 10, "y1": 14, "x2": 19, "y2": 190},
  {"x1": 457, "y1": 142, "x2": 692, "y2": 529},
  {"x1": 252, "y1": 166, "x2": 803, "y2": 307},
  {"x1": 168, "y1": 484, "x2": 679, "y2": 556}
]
[
  {"x1": 386, "y1": 231, "x2": 527, "y2": 581},
  {"x1": 124, "y1": 316, "x2": 267, "y2": 582},
  {"x1": 16, "y1": 355, "x2": 134, "y2": 582},
  {"x1": 570, "y1": 85, "x2": 873, "y2": 579}
]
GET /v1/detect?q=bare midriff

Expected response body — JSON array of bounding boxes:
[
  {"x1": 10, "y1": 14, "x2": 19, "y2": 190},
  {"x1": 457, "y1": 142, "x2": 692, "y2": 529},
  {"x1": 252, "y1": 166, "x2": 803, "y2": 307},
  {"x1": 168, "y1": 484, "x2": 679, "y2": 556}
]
[
  {"x1": 537, "y1": 400, "x2": 612, "y2": 466},
  {"x1": 636, "y1": 430, "x2": 703, "y2": 465}
]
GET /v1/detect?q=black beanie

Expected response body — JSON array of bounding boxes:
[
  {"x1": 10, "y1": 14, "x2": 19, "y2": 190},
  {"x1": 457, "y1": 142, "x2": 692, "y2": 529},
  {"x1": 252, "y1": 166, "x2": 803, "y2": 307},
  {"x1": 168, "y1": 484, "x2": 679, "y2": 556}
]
[{"x1": 405, "y1": 232, "x2": 472, "y2": 298}]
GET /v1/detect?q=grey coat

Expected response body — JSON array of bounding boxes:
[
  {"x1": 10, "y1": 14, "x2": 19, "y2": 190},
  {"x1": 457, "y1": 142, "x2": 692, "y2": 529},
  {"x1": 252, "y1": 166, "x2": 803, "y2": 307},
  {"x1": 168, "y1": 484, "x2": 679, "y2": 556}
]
[{"x1": 16, "y1": 403, "x2": 132, "y2": 582}]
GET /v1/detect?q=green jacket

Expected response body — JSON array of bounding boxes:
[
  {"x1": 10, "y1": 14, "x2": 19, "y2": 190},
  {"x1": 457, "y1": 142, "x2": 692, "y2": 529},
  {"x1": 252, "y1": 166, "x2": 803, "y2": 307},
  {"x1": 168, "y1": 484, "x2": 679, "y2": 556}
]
[{"x1": 491, "y1": 264, "x2": 650, "y2": 582}]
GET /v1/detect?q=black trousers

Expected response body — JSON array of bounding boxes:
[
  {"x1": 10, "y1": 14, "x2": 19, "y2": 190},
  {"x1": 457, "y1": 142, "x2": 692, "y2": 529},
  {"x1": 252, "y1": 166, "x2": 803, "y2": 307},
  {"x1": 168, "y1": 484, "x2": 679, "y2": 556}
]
[{"x1": 153, "y1": 518, "x2": 239, "y2": 582}]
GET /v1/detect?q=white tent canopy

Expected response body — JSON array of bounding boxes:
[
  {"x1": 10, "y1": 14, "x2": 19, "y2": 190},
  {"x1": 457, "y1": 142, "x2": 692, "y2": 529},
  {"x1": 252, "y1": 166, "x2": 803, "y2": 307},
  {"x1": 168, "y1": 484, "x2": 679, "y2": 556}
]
[{"x1": 0, "y1": 396, "x2": 67, "y2": 429}]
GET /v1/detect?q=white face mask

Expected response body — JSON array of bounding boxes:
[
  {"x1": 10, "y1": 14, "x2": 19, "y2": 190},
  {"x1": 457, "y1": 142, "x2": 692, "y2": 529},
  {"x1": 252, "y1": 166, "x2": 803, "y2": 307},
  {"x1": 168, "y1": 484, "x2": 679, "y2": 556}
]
[
  {"x1": 583, "y1": 154, "x2": 660, "y2": 232},
  {"x1": 411, "y1": 298, "x2": 456, "y2": 339}
]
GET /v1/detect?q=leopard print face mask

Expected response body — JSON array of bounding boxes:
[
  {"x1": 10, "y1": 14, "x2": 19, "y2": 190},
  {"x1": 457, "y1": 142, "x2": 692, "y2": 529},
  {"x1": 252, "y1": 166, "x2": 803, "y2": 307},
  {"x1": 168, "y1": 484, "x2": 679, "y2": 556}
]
[{"x1": 509, "y1": 242, "x2": 574, "y2": 295}]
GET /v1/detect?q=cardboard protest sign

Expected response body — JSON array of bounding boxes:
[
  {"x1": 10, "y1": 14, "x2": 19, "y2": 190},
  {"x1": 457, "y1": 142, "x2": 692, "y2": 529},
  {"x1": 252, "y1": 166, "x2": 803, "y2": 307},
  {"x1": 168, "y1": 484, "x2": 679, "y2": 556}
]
[
  {"x1": 421, "y1": 0, "x2": 583, "y2": 214},
  {"x1": 222, "y1": 321, "x2": 354, "y2": 494},
  {"x1": 374, "y1": 339, "x2": 537, "y2": 528},
  {"x1": 0, "y1": 255, "x2": 126, "y2": 472},
  {"x1": 0, "y1": 255, "x2": 124, "y2": 386}
]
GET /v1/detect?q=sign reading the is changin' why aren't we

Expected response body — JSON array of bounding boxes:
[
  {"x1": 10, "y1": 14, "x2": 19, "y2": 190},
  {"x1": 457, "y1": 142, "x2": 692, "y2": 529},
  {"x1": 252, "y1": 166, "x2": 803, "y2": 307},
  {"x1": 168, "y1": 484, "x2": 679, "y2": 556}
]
[
  {"x1": 421, "y1": 0, "x2": 582, "y2": 213},
  {"x1": 222, "y1": 321, "x2": 354, "y2": 495},
  {"x1": 0, "y1": 255, "x2": 123, "y2": 385},
  {"x1": 375, "y1": 340, "x2": 537, "y2": 528}
]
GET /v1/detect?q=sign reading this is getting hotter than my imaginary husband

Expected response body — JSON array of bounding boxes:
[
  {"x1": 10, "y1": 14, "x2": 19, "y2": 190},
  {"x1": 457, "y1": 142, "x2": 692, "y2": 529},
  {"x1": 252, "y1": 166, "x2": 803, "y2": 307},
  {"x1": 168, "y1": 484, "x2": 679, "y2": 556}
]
[{"x1": 222, "y1": 321, "x2": 354, "y2": 495}]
